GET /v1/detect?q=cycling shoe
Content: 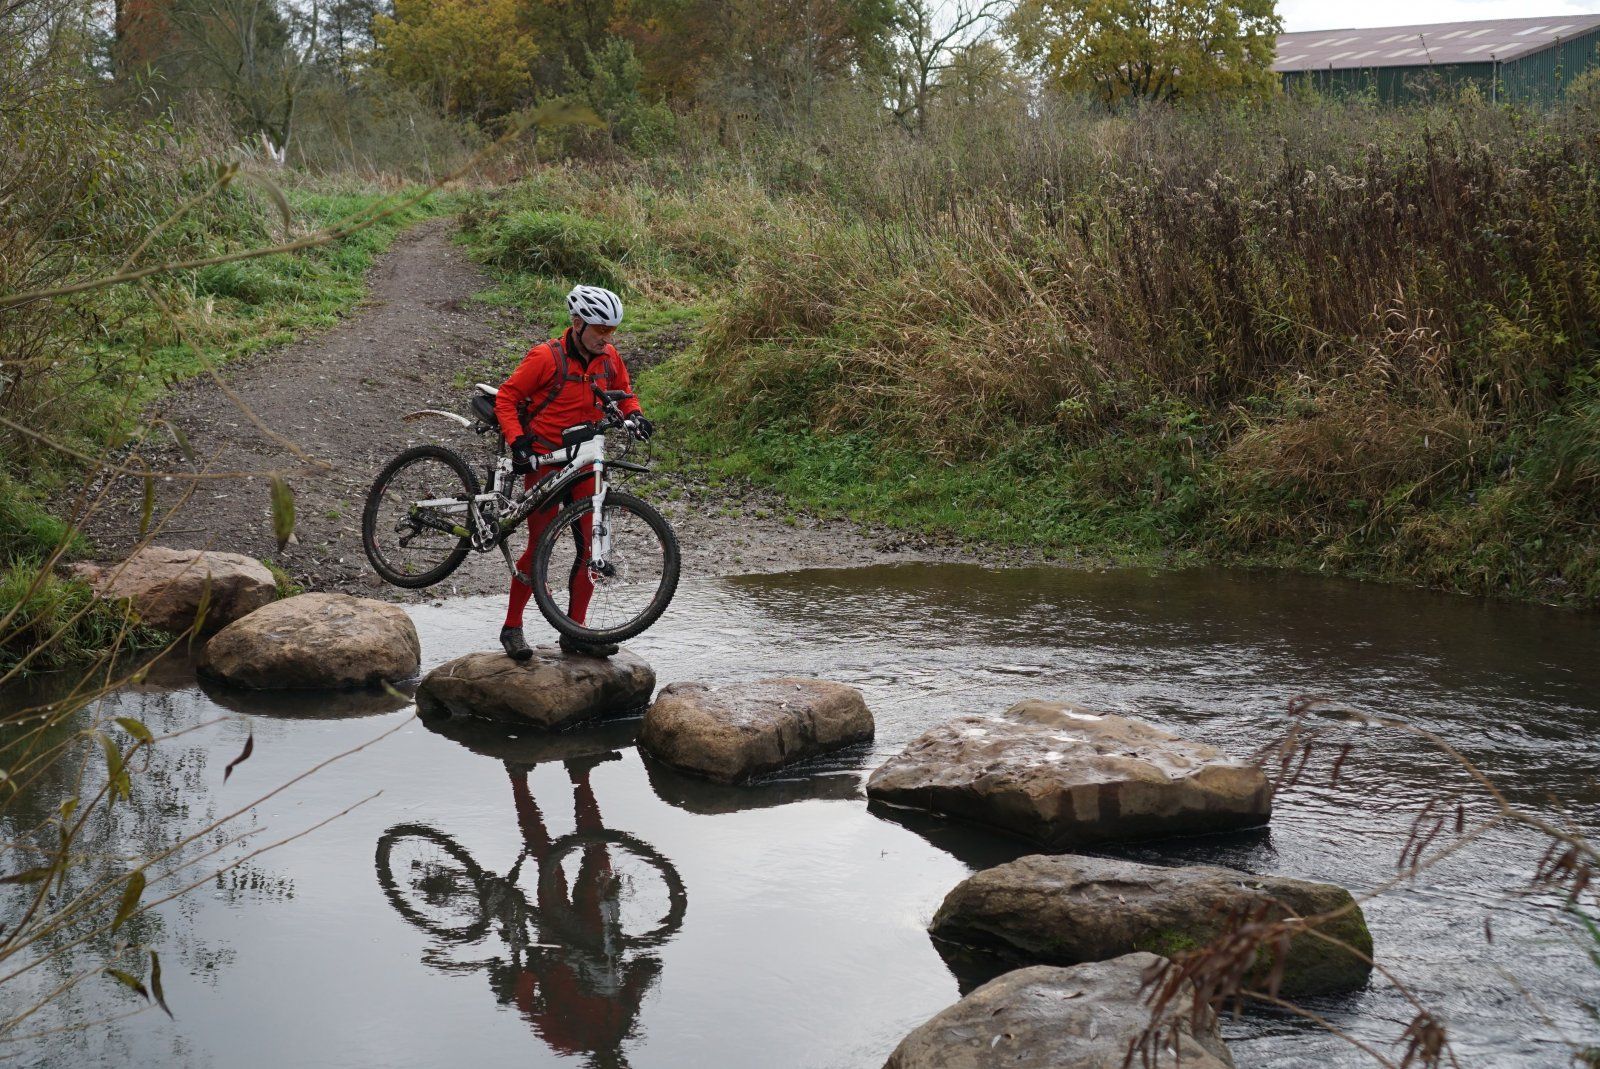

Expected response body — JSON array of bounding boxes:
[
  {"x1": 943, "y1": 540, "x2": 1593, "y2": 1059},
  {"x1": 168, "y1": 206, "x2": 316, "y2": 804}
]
[{"x1": 500, "y1": 626, "x2": 534, "y2": 662}]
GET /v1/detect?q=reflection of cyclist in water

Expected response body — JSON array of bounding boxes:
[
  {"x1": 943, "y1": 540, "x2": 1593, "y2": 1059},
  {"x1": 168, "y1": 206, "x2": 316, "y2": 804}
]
[
  {"x1": 494, "y1": 757, "x2": 659, "y2": 1067},
  {"x1": 376, "y1": 754, "x2": 685, "y2": 1069}
]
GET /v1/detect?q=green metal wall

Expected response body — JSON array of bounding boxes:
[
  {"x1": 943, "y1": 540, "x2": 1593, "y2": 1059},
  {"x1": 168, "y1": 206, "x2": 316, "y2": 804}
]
[
  {"x1": 1501, "y1": 30, "x2": 1600, "y2": 101},
  {"x1": 1281, "y1": 26, "x2": 1600, "y2": 104}
]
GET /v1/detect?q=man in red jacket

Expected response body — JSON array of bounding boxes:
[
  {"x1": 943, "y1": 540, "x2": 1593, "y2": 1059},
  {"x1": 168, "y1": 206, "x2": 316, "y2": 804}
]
[{"x1": 494, "y1": 285, "x2": 653, "y2": 661}]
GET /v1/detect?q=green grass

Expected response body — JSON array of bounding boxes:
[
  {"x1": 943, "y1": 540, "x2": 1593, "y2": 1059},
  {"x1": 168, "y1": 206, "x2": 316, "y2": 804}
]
[
  {"x1": 75, "y1": 187, "x2": 447, "y2": 447},
  {"x1": 0, "y1": 181, "x2": 449, "y2": 670},
  {"x1": 639, "y1": 380, "x2": 1194, "y2": 565},
  {"x1": 261, "y1": 558, "x2": 304, "y2": 598},
  {"x1": 0, "y1": 562, "x2": 165, "y2": 673}
]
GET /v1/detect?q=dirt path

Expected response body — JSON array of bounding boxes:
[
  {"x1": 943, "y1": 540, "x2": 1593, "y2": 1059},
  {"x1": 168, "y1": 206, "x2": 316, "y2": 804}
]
[{"x1": 84, "y1": 218, "x2": 986, "y2": 601}]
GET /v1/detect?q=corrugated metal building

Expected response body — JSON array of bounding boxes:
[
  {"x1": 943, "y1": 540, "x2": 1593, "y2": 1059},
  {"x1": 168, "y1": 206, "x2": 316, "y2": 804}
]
[{"x1": 1275, "y1": 15, "x2": 1600, "y2": 103}]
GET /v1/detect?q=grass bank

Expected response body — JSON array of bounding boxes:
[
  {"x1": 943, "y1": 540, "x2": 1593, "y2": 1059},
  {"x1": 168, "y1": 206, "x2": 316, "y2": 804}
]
[
  {"x1": 1, "y1": 98, "x2": 443, "y2": 668},
  {"x1": 462, "y1": 94, "x2": 1600, "y2": 607}
]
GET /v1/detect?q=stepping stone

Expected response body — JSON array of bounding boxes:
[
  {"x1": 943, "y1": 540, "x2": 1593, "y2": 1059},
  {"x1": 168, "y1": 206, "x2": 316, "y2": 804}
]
[
  {"x1": 198, "y1": 592, "x2": 420, "y2": 689},
  {"x1": 932, "y1": 854, "x2": 1372, "y2": 998},
  {"x1": 866, "y1": 699, "x2": 1272, "y2": 849},
  {"x1": 640, "y1": 678, "x2": 874, "y2": 784},
  {"x1": 69, "y1": 546, "x2": 276, "y2": 635},
  {"x1": 882, "y1": 954, "x2": 1235, "y2": 1069},
  {"x1": 416, "y1": 648, "x2": 654, "y2": 728},
  {"x1": 424, "y1": 711, "x2": 641, "y2": 766}
]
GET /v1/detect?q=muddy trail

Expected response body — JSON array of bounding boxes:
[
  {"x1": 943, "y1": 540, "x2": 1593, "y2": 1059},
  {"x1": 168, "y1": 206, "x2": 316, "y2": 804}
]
[{"x1": 83, "y1": 218, "x2": 989, "y2": 600}]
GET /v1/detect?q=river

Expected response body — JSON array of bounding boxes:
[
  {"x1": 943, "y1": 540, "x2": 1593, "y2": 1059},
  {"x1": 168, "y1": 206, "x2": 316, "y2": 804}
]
[{"x1": 3, "y1": 563, "x2": 1598, "y2": 1067}]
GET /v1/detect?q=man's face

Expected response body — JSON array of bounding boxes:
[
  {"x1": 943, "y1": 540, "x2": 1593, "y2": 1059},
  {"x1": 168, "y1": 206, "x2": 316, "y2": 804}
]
[{"x1": 573, "y1": 316, "x2": 616, "y2": 354}]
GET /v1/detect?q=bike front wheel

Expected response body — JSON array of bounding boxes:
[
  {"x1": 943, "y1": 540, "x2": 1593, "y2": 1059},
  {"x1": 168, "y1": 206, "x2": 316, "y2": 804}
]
[
  {"x1": 362, "y1": 444, "x2": 480, "y2": 589},
  {"x1": 530, "y1": 489, "x2": 679, "y2": 645}
]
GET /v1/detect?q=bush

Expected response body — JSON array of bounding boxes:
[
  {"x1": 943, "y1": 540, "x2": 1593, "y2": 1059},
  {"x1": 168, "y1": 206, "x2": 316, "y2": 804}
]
[
  {"x1": 478, "y1": 208, "x2": 630, "y2": 290},
  {"x1": 195, "y1": 260, "x2": 293, "y2": 304}
]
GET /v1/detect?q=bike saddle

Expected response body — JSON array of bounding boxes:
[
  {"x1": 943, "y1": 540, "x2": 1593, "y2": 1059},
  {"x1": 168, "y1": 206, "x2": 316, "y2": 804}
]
[{"x1": 470, "y1": 384, "x2": 498, "y2": 426}]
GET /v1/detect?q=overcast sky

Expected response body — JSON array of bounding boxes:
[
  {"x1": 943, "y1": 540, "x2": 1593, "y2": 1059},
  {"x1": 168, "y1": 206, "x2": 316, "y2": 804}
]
[{"x1": 1280, "y1": 0, "x2": 1600, "y2": 32}]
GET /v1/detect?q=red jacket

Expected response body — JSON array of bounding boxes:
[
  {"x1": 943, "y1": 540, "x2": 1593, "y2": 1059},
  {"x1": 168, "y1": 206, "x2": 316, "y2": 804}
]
[{"x1": 495, "y1": 329, "x2": 642, "y2": 452}]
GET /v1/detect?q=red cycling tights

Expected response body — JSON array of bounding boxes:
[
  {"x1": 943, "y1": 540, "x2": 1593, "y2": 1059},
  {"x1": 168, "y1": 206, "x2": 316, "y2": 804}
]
[{"x1": 504, "y1": 468, "x2": 595, "y2": 630}]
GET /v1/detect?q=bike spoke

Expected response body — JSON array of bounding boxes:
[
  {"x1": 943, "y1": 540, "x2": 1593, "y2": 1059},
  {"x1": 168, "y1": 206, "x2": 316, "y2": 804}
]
[
  {"x1": 368, "y1": 456, "x2": 469, "y2": 580},
  {"x1": 541, "y1": 502, "x2": 669, "y2": 635}
]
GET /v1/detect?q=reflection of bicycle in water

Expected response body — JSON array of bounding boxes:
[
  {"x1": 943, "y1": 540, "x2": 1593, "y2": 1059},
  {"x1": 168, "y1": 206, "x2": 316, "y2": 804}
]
[{"x1": 376, "y1": 756, "x2": 687, "y2": 1068}]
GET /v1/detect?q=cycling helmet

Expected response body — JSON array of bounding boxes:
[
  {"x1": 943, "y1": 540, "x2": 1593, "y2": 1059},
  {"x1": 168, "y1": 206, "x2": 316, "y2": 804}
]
[{"x1": 566, "y1": 284, "x2": 624, "y2": 327}]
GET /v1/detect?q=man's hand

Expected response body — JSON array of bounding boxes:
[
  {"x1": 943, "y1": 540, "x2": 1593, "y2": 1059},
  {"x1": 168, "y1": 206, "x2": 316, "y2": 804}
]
[
  {"x1": 626, "y1": 414, "x2": 654, "y2": 442},
  {"x1": 510, "y1": 434, "x2": 536, "y2": 474}
]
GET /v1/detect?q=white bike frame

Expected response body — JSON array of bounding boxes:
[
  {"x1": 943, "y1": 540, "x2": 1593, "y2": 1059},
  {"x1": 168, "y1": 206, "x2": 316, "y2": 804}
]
[
  {"x1": 533, "y1": 434, "x2": 612, "y2": 568},
  {"x1": 402, "y1": 400, "x2": 620, "y2": 573}
]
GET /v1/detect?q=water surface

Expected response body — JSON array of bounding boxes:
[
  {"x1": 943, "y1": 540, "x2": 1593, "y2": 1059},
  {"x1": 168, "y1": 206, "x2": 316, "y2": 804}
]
[{"x1": 4, "y1": 564, "x2": 1598, "y2": 1068}]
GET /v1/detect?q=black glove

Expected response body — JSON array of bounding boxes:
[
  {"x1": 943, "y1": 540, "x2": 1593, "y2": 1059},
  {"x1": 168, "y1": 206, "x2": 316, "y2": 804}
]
[
  {"x1": 510, "y1": 434, "x2": 536, "y2": 474},
  {"x1": 627, "y1": 414, "x2": 654, "y2": 442}
]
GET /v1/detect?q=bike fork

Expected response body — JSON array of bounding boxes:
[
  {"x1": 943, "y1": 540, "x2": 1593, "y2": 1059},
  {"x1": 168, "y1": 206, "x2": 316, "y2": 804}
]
[{"x1": 589, "y1": 475, "x2": 611, "y2": 569}]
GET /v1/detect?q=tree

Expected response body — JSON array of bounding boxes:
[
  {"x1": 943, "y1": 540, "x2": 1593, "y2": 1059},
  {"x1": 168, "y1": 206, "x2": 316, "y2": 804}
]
[
  {"x1": 169, "y1": 0, "x2": 323, "y2": 153},
  {"x1": 1006, "y1": 0, "x2": 1280, "y2": 106},
  {"x1": 888, "y1": 0, "x2": 1007, "y2": 133},
  {"x1": 321, "y1": 0, "x2": 381, "y2": 83},
  {"x1": 711, "y1": 0, "x2": 895, "y2": 124},
  {"x1": 936, "y1": 38, "x2": 1027, "y2": 111},
  {"x1": 373, "y1": 0, "x2": 533, "y2": 119}
]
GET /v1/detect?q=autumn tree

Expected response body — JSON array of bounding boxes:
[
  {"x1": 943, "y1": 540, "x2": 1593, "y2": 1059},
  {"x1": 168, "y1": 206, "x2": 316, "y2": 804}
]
[
  {"x1": 710, "y1": 0, "x2": 895, "y2": 123},
  {"x1": 888, "y1": 0, "x2": 1007, "y2": 133},
  {"x1": 1006, "y1": 0, "x2": 1280, "y2": 105},
  {"x1": 373, "y1": 0, "x2": 533, "y2": 119},
  {"x1": 168, "y1": 0, "x2": 323, "y2": 153}
]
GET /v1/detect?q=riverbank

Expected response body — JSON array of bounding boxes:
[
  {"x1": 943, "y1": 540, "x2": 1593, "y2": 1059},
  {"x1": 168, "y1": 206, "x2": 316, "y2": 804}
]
[
  {"x1": 0, "y1": 179, "x2": 442, "y2": 670},
  {"x1": 73, "y1": 216, "x2": 1030, "y2": 606},
  {"x1": 456, "y1": 96, "x2": 1600, "y2": 611}
]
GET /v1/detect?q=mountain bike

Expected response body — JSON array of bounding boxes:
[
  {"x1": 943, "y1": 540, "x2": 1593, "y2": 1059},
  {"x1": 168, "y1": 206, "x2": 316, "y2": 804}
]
[
  {"x1": 362, "y1": 382, "x2": 679, "y2": 646},
  {"x1": 375, "y1": 822, "x2": 687, "y2": 954}
]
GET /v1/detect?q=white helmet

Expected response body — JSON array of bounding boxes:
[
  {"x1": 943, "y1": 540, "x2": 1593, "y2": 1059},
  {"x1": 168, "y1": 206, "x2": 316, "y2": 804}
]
[{"x1": 566, "y1": 284, "x2": 623, "y2": 327}]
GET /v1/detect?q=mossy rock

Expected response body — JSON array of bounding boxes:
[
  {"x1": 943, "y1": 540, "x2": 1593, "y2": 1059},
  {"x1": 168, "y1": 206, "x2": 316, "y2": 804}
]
[{"x1": 932, "y1": 854, "x2": 1373, "y2": 999}]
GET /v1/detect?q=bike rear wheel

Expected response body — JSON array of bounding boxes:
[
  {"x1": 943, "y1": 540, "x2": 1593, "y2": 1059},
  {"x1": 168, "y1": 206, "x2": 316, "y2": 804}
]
[
  {"x1": 530, "y1": 489, "x2": 679, "y2": 645},
  {"x1": 362, "y1": 445, "x2": 479, "y2": 589}
]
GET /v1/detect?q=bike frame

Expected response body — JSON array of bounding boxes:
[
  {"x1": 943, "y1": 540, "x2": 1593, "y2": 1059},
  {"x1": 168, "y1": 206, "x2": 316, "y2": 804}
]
[{"x1": 401, "y1": 405, "x2": 649, "y2": 581}]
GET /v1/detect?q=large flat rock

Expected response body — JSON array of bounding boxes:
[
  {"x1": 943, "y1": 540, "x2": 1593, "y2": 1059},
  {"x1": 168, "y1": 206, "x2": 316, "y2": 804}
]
[
  {"x1": 198, "y1": 592, "x2": 420, "y2": 689},
  {"x1": 866, "y1": 700, "x2": 1272, "y2": 848},
  {"x1": 70, "y1": 546, "x2": 276, "y2": 635},
  {"x1": 883, "y1": 955, "x2": 1234, "y2": 1069},
  {"x1": 639, "y1": 678, "x2": 874, "y2": 784},
  {"x1": 932, "y1": 855, "x2": 1372, "y2": 997},
  {"x1": 416, "y1": 648, "x2": 654, "y2": 728}
]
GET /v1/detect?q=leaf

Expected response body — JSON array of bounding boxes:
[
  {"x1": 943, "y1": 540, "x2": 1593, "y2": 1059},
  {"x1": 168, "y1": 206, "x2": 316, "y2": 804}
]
[
  {"x1": 150, "y1": 950, "x2": 173, "y2": 1018},
  {"x1": 99, "y1": 733, "x2": 129, "y2": 801},
  {"x1": 269, "y1": 476, "x2": 295, "y2": 552},
  {"x1": 104, "y1": 968, "x2": 150, "y2": 1001},
  {"x1": 223, "y1": 731, "x2": 254, "y2": 784},
  {"x1": 0, "y1": 866, "x2": 55, "y2": 885},
  {"x1": 189, "y1": 576, "x2": 212, "y2": 650},
  {"x1": 169, "y1": 425, "x2": 196, "y2": 466},
  {"x1": 246, "y1": 171, "x2": 293, "y2": 229},
  {"x1": 115, "y1": 717, "x2": 154, "y2": 744},
  {"x1": 139, "y1": 476, "x2": 154, "y2": 538},
  {"x1": 113, "y1": 870, "x2": 146, "y2": 931},
  {"x1": 58, "y1": 796, "x2": 79, "y2": 822}
]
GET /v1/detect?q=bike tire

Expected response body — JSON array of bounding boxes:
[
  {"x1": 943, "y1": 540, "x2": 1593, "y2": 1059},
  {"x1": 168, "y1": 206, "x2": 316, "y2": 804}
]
[
  {"x1": 375, "y1": 823, "x2": 491, "y2": 942},
  {"x1": 362, "y1": 444, "x2": 480, "y2": 589},
  {"x1": 529, "y1": 489, "x2": 680, "y2": 645},
  {"x1": 536, "y1": 829, "x2": 688, "y2": 950}
]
